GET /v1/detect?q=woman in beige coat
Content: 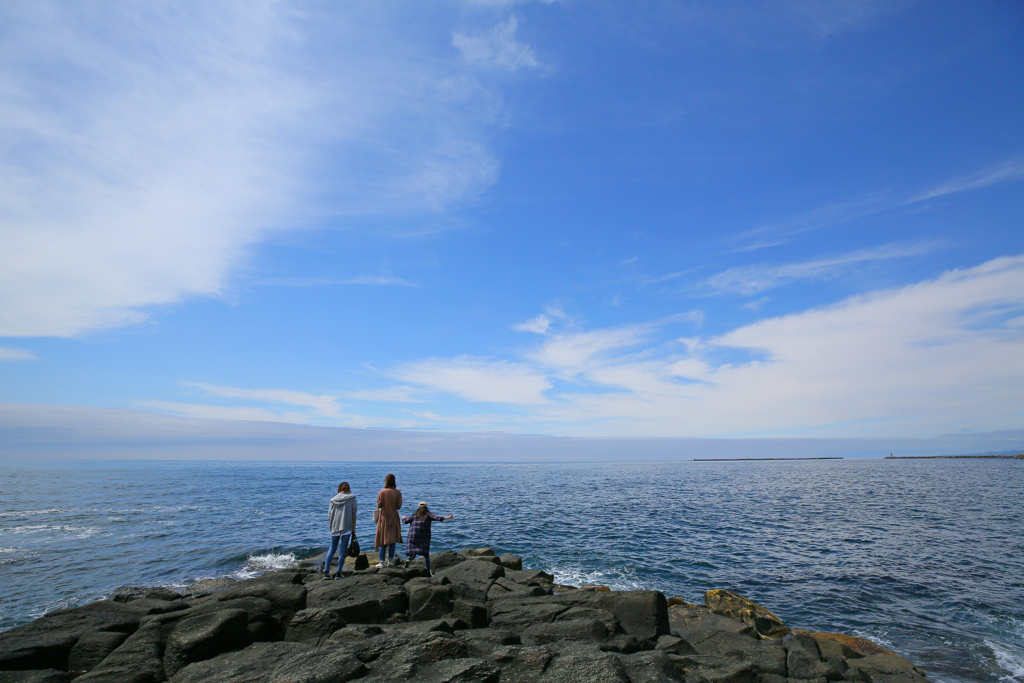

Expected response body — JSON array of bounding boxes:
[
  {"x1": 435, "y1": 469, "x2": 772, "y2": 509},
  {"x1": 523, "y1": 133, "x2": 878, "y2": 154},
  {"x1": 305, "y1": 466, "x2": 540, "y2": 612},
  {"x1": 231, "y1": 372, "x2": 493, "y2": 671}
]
[{"x1": 374, "y1": 473, "x2": 403, "y2": 567}]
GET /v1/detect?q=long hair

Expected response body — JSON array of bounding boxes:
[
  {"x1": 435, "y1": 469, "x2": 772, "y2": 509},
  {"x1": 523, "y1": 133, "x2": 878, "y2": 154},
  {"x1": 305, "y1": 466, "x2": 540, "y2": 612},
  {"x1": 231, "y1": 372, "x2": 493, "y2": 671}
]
[
  {"x1": 415, "y1": 503, "x2": 429, "y2": 520},
  {"x1": 337, "y1": 482, "x2": 350, "y2": 493},
  {"x1": 384, "y1": 473, "x2": 396, "y2": 489}
]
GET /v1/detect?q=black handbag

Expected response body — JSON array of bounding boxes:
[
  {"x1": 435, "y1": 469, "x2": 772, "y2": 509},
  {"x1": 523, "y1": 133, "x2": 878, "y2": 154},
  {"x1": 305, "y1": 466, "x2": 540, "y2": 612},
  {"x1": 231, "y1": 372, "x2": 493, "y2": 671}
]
[{"x1": 348, "y1": 534, "x2": 360, "y2": 558}]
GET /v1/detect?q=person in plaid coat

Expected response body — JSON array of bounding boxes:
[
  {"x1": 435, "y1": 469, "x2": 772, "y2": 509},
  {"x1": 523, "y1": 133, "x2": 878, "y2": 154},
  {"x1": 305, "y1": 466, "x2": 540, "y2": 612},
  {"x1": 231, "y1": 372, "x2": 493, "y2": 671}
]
[{"x1": 402, "y1": 501, "x2": 453, "y2": 575}]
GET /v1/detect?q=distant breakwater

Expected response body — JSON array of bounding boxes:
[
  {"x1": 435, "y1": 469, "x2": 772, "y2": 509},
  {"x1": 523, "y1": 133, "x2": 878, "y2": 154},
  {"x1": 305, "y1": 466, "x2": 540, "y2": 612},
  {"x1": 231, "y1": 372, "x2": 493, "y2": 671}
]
[
  {"x1": 0, "y1": 546, "x2": 932, "y2": 682},
  {"x1": 886, "y1": 454, "x2": 1024, "y2": 459}
]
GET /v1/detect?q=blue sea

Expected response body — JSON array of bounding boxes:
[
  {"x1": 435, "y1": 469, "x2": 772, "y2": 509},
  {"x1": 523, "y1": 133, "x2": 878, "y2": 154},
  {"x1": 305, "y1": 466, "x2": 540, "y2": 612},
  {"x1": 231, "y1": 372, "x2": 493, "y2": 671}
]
[{"x1": 1, "y1": 458, "x2": 1022, "y2": 682}]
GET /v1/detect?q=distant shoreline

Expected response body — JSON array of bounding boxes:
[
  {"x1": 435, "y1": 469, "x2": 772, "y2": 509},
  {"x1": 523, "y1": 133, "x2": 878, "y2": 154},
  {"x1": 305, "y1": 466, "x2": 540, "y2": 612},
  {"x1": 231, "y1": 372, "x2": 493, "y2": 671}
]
[
  {"x1": 885, "y1": 454, "x2": 1024, "y2": 459},
  {"x1": 691, "y1": 457, "x2": 844, "y2": 461}
]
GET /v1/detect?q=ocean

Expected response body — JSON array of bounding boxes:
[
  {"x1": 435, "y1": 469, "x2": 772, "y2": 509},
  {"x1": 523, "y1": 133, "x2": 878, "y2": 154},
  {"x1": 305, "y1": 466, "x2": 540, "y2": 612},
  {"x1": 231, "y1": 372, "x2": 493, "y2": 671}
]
[{"x1": 0, "y1": 458, "x2": 1021, "y2": 682}]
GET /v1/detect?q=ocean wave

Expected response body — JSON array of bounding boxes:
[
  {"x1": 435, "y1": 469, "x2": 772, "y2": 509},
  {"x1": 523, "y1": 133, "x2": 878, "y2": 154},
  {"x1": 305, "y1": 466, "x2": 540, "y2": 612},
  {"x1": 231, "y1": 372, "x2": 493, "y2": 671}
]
[
  {"x1": 987, "y1": 639, "x2": 1024, "y2": 682},
  {"x1": 232, "y1": 552, "x2": 297, "y2": 580},
  {"x1": 547, "y1": 563, "x2": 649, "y2": 592},
  {"x1": 5, "y1": 524, "x2": 102, "y2": 539},
  {"x1": 0, "y1": 508, "x2": 64, "y2": 518}
]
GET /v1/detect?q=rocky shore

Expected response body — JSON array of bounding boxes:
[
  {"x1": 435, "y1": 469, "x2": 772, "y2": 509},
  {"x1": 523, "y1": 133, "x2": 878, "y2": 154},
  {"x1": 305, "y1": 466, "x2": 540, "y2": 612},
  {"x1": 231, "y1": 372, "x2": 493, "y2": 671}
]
[{"x1": 0, "y1": 547, "x2": 930, "y2": 683}]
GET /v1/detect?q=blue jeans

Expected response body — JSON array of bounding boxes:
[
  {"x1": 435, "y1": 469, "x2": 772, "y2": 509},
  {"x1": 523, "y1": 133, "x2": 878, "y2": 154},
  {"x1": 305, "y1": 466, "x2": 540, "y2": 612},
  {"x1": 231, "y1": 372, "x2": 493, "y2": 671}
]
[
  {"x1": 324, "y1": 532, "x2": 351, "y2": 574},
  {"x1": 378, "y1": 543, "x2": 395, "y2": 563}
]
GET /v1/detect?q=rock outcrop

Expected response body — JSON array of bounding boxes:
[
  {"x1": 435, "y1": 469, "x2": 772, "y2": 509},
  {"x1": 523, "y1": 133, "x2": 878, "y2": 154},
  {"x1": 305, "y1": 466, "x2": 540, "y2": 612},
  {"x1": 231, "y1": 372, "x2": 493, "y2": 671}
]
[{"x1": 0, "y1": 549, "x2": 931, "y2": 682}]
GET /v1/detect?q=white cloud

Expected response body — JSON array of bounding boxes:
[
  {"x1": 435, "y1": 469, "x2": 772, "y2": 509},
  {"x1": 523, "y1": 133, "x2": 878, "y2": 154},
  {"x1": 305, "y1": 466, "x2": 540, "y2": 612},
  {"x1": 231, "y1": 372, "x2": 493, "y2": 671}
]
[
  {"x1": 512, "y1": 314, "x2": 553, "y2": 334},
  {"x1": 0, "y1": 346, "x2": 37, "y2": 362},
  {"x1": 369, "y1": 255, "x2": 1024, "y2": 437},
  {"x1": 453, "y1": 17, "x2": 541, "y2": 71},
  {"x1": 704, "y1": 241, "x2": 939, "y2": 295},
  {"x1": 0, "y1": 3, "x2": 514, "y2": 337},
  {"x1": 391, "y1": 356, "x2": 551, "y2": 404}
]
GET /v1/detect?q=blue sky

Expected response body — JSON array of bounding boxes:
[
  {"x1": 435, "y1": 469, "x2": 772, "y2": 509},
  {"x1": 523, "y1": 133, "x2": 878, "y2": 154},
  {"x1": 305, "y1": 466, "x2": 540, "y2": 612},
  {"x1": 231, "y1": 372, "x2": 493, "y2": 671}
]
[{"x1": 1, "y1": 1, "x2": 1023, "y2": 451}]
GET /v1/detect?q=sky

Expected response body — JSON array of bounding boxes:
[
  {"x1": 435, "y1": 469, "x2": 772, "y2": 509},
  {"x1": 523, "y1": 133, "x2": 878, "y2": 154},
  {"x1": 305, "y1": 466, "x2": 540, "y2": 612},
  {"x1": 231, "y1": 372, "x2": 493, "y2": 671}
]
[{"x1": 1, "y1": 1, "x2": 1023, "y2": 458}]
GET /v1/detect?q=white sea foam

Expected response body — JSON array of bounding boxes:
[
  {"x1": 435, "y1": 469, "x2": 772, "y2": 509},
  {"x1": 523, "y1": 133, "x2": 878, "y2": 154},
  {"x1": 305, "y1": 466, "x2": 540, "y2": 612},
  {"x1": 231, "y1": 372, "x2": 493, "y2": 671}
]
[
  {"x1": 0, "y1": 508, "x2": 63, "y2": 518},
  {"x1": 232, "y1": 552, "x2": 297, "y2": 580},
  {"x1": 988, "y1": 639, "x2": 1024, "y2": 682},
  {"x1": 547, "y1": 564, "x2": 648, "y2": 592}
]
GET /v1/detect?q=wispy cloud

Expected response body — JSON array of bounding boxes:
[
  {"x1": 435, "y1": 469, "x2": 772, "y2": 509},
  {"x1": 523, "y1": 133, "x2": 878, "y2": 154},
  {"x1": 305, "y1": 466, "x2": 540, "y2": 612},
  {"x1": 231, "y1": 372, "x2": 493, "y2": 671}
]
[
  {"x1": 453, "y1": 17, "x2": 541, "y2": 71},
  {"x1": 0, "y1": 3, "x2": 520, "y2": 337},
  {"x1": 183, "y1": 382, "x2": 344, "y2": 418},
  {"x1": 391, "y1": 356, "x2": 551, "y2": 405},
  {"x1": 0, "y1": 346, "x2": 37, "y2": 362},
  {"x1": 736, "y1": 156, "x2": 1024, "y2": 251},
  {"x1": 703, "y1": 241, "x2": 940, "y2": 295}
]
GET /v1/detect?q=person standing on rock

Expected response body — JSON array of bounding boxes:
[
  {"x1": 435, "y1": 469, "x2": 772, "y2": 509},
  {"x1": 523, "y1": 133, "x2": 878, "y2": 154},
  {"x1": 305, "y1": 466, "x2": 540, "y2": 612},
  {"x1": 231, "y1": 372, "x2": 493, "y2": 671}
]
[
  {"x1": 323, "y1": 481, "x2": 357, "y2": 579},
  {"x1": 374, "y1": 473, "x2": 402, "y2": 568},
  {"x1": 402, "y1": 501, "x2": 452, "y2": 576}
]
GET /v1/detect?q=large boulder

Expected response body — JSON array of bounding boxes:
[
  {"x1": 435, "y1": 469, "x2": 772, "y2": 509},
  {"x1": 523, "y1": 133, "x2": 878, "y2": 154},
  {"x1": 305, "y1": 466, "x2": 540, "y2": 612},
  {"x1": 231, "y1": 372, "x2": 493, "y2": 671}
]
[
  {"x1": 541, "y1": 645, "x2": 631, "y2": 683},
  {"x1": 703, "y1": 589, "x2": 788, "y2": 639},
  {"x1": 522, "y1": 618, "x2": 610, "y2": 645},
  {"x1": 434, "y1": 560, "x2": 504, "y2": 584},
  {"x1": 162, "y1": 608, "x2": 251, "y2": 677},
  {"x1": 0, "y1": 671, "x2": 73, "y2": 683},
  {"x1": 74, "y1": 621, "x2": 166, "y2": 683},
  {"x1": 66, "y1": 632, "x2": 128, "y2": 673},
  {"x1": 306, "y1": 574, "x2": 409, "y2": 623},
  {"x1": 846, "y1": 653, "x2": 930, "y2": 682},
  {"x1": 168, "y1": 641, "x2": 312, "y2": 683},
  {"x1": 213, "y1": 580, "x2": 307, "y2": 622},
  {"x1": 428, "y1": 551, "x2": 465, "y2": 573},
  {"x1": 499, "y1": 554, "x2": 523, "y2": 571},
  {"x1": 0, "y1": 602, "x2": 141, "y2": 671},
  {"x1": 284, "y1": 608, "x2": 347, "y2": 645},
  {"x1": 408, "y1": 584, "x2": 454, "y2": 621},
  {"x1": 579, "y1": 590, "x2": 670, "y2": 642}
]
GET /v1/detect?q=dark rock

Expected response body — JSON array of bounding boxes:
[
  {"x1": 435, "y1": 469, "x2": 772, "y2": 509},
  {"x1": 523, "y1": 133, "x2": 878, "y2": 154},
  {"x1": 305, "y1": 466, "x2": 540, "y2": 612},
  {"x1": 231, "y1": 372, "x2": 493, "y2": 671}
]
[
  {"x1": 452, "y1": 600, "x2": 488, "y2": 629},
  {"x1": 505, "y1": 569, "x2": 555, "y2": 585},
  {"x1": 66, "y1": 631, "x2": 128, "y2": 673},
  {"x1": 430, "y1": 551, "x2": 466, "y2": 572},
  {"x1": 110, "y1": 587, "x2": 183, "y2": 603},
  {"x1": 487, "y1": 598, "x2": 569, "y2": 631},
  {"x1": 409, "y1": 584, "x2": 454, "y2": 621},
  {"x1": 163, "y1": 608, "x2": 250, "y2": 677},
  {"x1": 121, "y1": 599, "x2": 189, "y2": 617},
  {"x1": 459, "y1": 548, "x2": 496, "y2": 558},
  {"x1": 499, "y1": 554, "x2": 523, "y2": 571},
  {"x1": 685, "y1": 629, "x2": 786, "y2": 677},
  {"x1": 590, "y1": 590, "x2": 670, "y2": 642},
  {"x1": 327, "y1": 624, "x2": 385, "y2": 645},
  {"x1": 784, "y1": 633, "x2": 834, "y2": 680},
  {"x1": 670, "y1": 604, "x2": 755, "y2": 639},
  {"x1": 436, "y1": 557, "x2": 503, "y2": 585},
  {"x1": 617, "y1": 649, "x2": 685, "y2": 682},
  {"x1": 703, "y1": 590, "x2": 788, "y2": 639},
  {"x1": 0, "y1": 672, "x2": 73, "y2": 683},
  {"x1": 0, "y1": 601, "x2": 141, "y2": 671},
  {"x1": 656, "y1": 635, "x2": 697, "y2": 655},
  {"x1": 813, "y1": 635, "x2": 859, "y2": 673},
  {"x1": 269, "y1": 644, "x2": 368, "y2": 682},
  {"x1": 284, "y1": 608, "x2": 347, "y2": 645},
  {"x1": 74, "y1": 620, "x2": 165, "y2": 683},
  {"x1": 213, "y1": 580, "x2": 307, "y2": 622},
  {"x1": 167, "y1": 641, "x2": 312, "y2": 683},
  {"x1": 543, "y1": 645, "x2": 631, "y2": 682},
  {"x1": 458, "y1": 628, "x2": 521, "y2": 645},
  {"x1": 810, "y1": 632, "x2": 892, "y2": 656},
  {"x1": 599, "y1": 635, "x2": 642, "y2": 654},
  {"x1": 846, "y1": 653, "x2": 930, "y2": 682},
  {"x1": 378, "y1": 567, "x2": 409, "y2": 580},
  {"x1": 306, "y1": 574, "x2": 409, "y2": 623},
  {"x1": 183, "y1": 577, "x2": 236, "y2": 596},
  {"x1": 522, "y1": 618, "x2": 610, "y2": 645}
]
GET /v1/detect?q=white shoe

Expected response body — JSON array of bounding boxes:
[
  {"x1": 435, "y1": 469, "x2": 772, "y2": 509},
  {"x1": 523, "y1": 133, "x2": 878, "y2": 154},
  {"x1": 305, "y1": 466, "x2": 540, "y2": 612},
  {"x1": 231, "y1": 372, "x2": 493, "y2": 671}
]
[{"x1": 374, "y1": 562, "x2": 384, "y2": 569}]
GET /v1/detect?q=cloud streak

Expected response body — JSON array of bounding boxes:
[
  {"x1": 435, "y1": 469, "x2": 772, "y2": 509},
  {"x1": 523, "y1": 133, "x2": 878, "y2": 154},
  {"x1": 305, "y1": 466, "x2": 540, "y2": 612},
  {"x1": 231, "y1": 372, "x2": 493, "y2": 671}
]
[{"x1": 0, "y1": 2, "x2": 515, "y2": 338}]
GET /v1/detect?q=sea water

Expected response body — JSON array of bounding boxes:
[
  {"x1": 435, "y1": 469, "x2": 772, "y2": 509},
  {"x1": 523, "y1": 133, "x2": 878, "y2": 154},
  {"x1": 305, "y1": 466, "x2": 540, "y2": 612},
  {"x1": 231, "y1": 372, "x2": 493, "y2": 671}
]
[{"x1": 0, "y1": 458, "x2": 1021, "y2": 682}]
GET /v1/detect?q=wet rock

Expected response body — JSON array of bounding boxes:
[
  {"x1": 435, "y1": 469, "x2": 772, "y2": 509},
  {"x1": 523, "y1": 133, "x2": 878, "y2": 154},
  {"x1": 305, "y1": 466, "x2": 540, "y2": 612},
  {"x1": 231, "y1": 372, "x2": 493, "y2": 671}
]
[
  {"x1": 306, "y1": 573, "x2": 409, "y2": 623},
  {"x1": 810, "y1": 632, "x2": 892, "y2": 656},
  {"x1": 110, "y1": 587, "x2": 183, "y2": 603},
  {"x1": 163, "y1": 608, "x2": 250, "y2": 677},
  {"x1": 459, "y1": 548, "x2": 496, "y2": 558},
  {"x1": 704, "y1": 590, "x2": 789, "y2": 639},
  {"x1": 582, "y1": 585, "x2": 613, "y2": 592},
  {"x1": 499, "y1": 554, "x2": 523, "y2": 571},
  {"x1": 0, "y1": 601, "x2": 141, "y2": 671},
  {"x1": 66, "y1": 631, "x2": 128, "y2": 673},
  {"x1": 284, "y1": 608, "x2": 347, "y2": 645}
]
